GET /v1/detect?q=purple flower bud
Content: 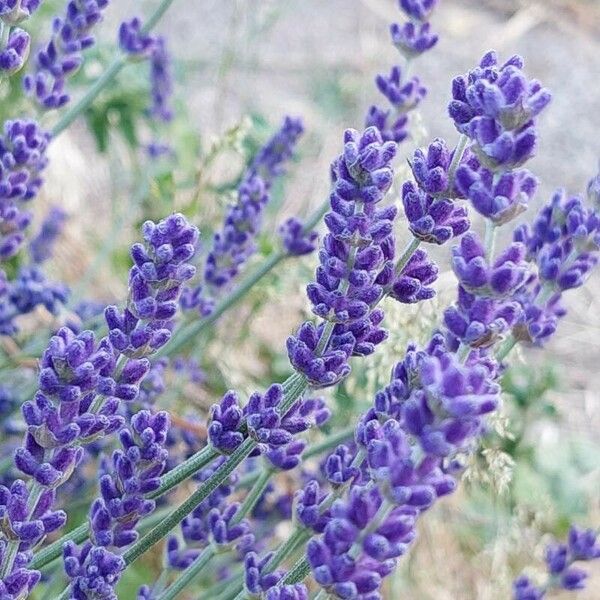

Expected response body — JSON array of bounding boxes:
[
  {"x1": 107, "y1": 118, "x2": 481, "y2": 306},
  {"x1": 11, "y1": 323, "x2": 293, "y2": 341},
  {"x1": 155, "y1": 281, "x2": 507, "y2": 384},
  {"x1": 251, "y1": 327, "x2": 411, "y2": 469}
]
[
  {"x1": 0, "y1": 28, "x2": 30, "y2": 74},
  {"x1": 279, "y1": 217, "x2": 318, "y2": 256},
  {"x1": 399, "y1": 0, "x2": 438, "y2": 21},
  {"x1": 23, "y1": 0, "x2": 110, "y2": 109},
  {"x1": 119, "y1": 18, "x2": 155, "y2": 58},
  {"x1": 390, "y1": 21, "x2": 438, "y2": 58}
]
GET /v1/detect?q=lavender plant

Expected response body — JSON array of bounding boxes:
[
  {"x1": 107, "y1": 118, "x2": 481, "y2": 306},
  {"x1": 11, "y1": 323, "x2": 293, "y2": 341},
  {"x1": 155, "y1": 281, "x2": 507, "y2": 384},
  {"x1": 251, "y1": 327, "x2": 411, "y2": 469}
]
[{"x1": 0, "y1": 1, "x2": 598, "y2": 600}]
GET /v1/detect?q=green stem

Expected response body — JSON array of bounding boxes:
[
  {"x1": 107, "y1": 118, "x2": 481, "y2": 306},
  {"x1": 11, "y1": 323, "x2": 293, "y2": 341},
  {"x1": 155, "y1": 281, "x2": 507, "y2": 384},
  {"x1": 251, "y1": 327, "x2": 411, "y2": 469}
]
[
  {"x1": 157, "y1": 545, "x2": 216, "y2": 600},
  {"x1": 122, "y1": 438, "x2": 257, "y2": 567},
  {"x1": 302, "y1": 425, "x2": 354, "y2": 460},
  {"x1": 30, "y1": 445, "x2": 219, "y2": 571},
  {"x1": 394, "y1": 237, "x2": 421, "y2": 277},
  {"x1": 484, "y1": 220, "x2": 497, "y2": 260},
  {"x1": 159, "y1": 468, "x2": 273, "y2": 600},
  {"x1": 161, "y1": 251, "x2": 286, "y2": 358},
  {"x1": 232, "y1": 467, "x2": 274, "y2": 525},
  {"x1": 495, "y1": 334, "x2": 517, "y2": 362},
  {"x1": 447, "y1": 134, "x2": 469, "y2": 186},
  {"x1": 51, "y1": 0, "x2": 177, "y2": 137}
]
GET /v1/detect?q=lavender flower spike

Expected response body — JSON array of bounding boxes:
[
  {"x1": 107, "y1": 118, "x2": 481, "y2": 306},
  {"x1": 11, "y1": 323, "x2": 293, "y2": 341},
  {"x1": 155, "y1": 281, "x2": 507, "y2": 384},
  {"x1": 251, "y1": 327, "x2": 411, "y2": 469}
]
[
  {"x1": 23, "y1": 0, "x2": 110, "y2": 109},
  {"x1": 29, "y1": 206, "x2": 67, "y2": 264},
  {"x1": 279, "y1": 217, "x2": 318, "y2": 256},
  {"x1": 64, "y1": 411, "x2": 171, "y2": 599},
  {"x1": 449, "y1": 51, "x2": 551, "y2": 169},
  {"x1": 288, "y1": 126, "x2": 398, "y2": 387},
  {"x1": 513, "y1": 526, "x2": 600, "y2": 599},
  {"x1": 119, "y1": 17, "x2": 155, "y2": 59}
]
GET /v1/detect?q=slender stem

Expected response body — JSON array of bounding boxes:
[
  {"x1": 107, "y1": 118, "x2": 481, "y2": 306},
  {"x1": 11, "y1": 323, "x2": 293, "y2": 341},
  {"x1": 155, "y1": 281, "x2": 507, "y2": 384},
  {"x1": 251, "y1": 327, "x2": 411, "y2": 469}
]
[
  {"x1": 302, "y1": 426, "x2": 354, "y2": 460},
  {"x1": 447, "y1": 134, "x2": 469, "y2": 186},
  {"x1": 30, "y1": 445, "x2": 219, "y2": 571},
  {"x1": 161, "y1": 251, "x2": 286, "y2": 358},
  {"x1": 157, "y1": 545, "x2": 216, "y2": 600},
  {"x1": 495, "y1": 334, "x2": 517, "y2": 362},
  {"x1": 232, "y1": 467, "x2": 274, "y2": 525},
  {"x1": 51, "y1": 0, "x2": 177, "y2": 137},
  {"x1": 394, "y1": 237, "x2": 421, "y2": 277},
  {"x1": 266, "y1": 528, "x2": 311, "y2": 571},
  {"x1": 484, "y1": 220, "x2": 497, "y2": 260},
  {"x1": 122, "y1": 438, "x2": 257, "y2": 567},
  {"x1": 148, "y1": 445, "x2": 220, "y2": 500},
  {"x1": 160, "y1": 468, "x2": 273, "y2": 600}
]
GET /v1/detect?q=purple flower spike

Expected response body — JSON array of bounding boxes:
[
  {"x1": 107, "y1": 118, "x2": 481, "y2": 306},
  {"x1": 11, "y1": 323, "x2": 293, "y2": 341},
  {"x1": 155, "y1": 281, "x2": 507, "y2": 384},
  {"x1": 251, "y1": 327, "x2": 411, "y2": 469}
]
[
  {"x1": 399, "y1": 0, "x2": 438, "y2": 22},
  {"x1": 208, "y1": 390, "x2": 246, "y2": 454},
  {"x1": 449, "y1": 51, "x2": 550, "y2": 170},
  {"x1": 512, "y1": 576, "x2": 544, "y2": 600},
  {"x1": 307, "y1": 485, "x2": 398, "y2": 599},
  {"x1": 388, "y1": 247, "x2": 438, "y2": 304},
  {"x1": 444, "y1": 285, "x2": 521, "y2": 349},
  {"x1": 63, "y1": 542, "x2": 125, "y2": 600},
  {"x1": 455, "y1": 163, "x2": 537, "y2": 224},
  {"x1": 106, "y1": 213, "x2": 198, "y2": 356},
  {"x1": 390, "y1": 21, "x2": 438, "y2": 58},
  {"x1": 0, "y1": 119, "x2": 50, "y2": 203},
  {"x1": 452, "y1": 232, "x2": 529, "y2": 297},
  {"x1": 514, "y1": 190, "x2": 600, "y2": 292},
  {"x1": 250, "y1": 116, "x2": 304, "y2": 183},
  {"x1": 29, "y1": 206, "x2": 67, "y2": 264},
  {"x1": 515, "y1": 525, "x2": 600, "y2": 598},
  {"x1": 0, "y1": 265, "x2": 69, "y2": 335},
  {"x1": 89, "y1": 410, "x2": 170, "y2": 549},
  {"x1": 0, "y1": 28, "x2": 30, "y2": 74},
  {"x1": 365, "y1": 105, "x2": 409, "y2": 144},
  {"x1": 322, "y1": 445, "x2": 360, "y2": 488},
  {"x1": 119, "y1": 18, "x2": 155, "y2": 58},
  {"x1": 288, "y1": 127, "x2": 398, "y2": 387},
  {"x1": 148, "y1": 37, "x2": 173, "y2": 122},
  {"x1": 23, "y1": 0, "x2": 110, "y2": 109},
  {"x1": 402, "y1": 181, "x2": 470, "y2": 245},
  {"x1": 279, "y1": 217, "x2": 318, "y2": 256},
  {"x1": 376, "y1": 66, "x2": 426, "y2": 114},
  {"x1": 295, "y1": 480, "x2": 329, "y2": 533}
]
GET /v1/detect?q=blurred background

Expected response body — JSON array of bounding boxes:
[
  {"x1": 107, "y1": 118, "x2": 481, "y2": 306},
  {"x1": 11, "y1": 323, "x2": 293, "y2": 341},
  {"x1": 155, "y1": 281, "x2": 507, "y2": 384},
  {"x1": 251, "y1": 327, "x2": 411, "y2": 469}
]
[{"x1": 16, "y1": 0, "x2": 600, "y2": 598}]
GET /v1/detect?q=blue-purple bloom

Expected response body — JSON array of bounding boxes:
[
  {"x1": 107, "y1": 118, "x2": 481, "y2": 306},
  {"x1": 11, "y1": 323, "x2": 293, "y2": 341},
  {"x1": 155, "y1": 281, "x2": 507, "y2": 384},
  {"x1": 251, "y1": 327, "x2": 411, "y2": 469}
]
[
  {"x1": 119, "y1": 17, "x2": 155, "y2": 58},
  {"x1": 279, "y1": 217, "x2": 318, "y2": 256},
  {"x1": 23, "y1": 0, "x2": 110, "y2": 109},
  {"x1": 513, "y1": 527, "x2": 600, "y2": 599},
  {"x1": 0, "y1": 265, "x2": 69, "y2": 335},
  {"x1": 29, "y1": 206, "x2": 67, "y2": 264},
  {"x1": 0, "y1": 0, "x2": 41, "y2": 23},
  {"x1": 449, "y1": 51, "x2": 551, "y2": 170},
  {"x1": 288, "y1": 127, "x2": 400, "y2": 386},
  {"x1": 455, "y1": 162, "x2": 537, "y2": 224},
  {"x1": 402, "y1": 181, "x2": 470, "y2": 244},
  {"x1": 0, "y1": 28, "x2": 30, "y2": 74},
  {"x1": 64, "y1": 411, "x2": 170, "y2": 598},
  {"x1": 390, "y1": 21, "x2": 437, "y2": 58},
  {"x1": 148, "y1": 37, "x2": 173, "y2": 122}
]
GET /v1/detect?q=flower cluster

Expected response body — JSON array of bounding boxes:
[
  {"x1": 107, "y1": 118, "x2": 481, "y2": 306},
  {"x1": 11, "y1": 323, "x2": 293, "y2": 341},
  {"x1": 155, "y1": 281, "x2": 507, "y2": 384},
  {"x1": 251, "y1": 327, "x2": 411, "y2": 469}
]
[
  {"x1": 513, "y1": 527, "x2": 600, "y2": 599},
  {"x1": 287, "y1": 127, "x2": 398, "y2": 386},
  {"x1": 105, "y1": 213, "x2": 198, "y2": 357},
  {"x1": 29, "y1": 207, "x2": 67, "y2": 264},
  {"x1": 181, "y1": 117, "x2": 307, "y2": 316},
  {"x1": 0, "y1": 119, "x2": 50, "y2": 261},
  {"x1": 208, "y1": 383, "x2": 330, "y2": 467},
  {"x1": 64, "y1": 410, "x2": 171, "y2": 599},
  {"x1": 24, "y1": 0, "x2": 110, "y2": 109},
  {"x1": 366, "y1": 0, "x2": 439, "y2": 142},
  {"x1": 0, "y1": 215, "x2": 196, "y2": 596}
]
